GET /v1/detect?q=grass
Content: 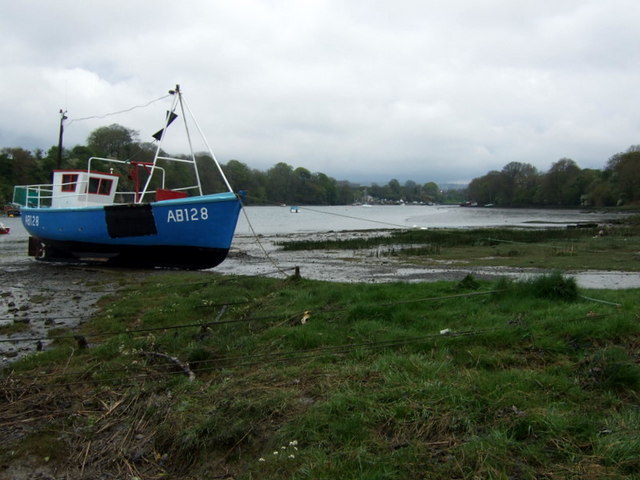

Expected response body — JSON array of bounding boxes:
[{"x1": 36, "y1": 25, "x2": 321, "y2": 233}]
[
  {"x1": 276, "y1": 215, "x2": 640, "y2": 271},
  {"x1": 1, "y1": 271, "x2": 639, "y2": 479}
]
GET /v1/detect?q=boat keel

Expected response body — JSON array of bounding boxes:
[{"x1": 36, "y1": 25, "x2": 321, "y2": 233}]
[{"x1": 29, "y1": 237, "x2": 230, "y2": 269}]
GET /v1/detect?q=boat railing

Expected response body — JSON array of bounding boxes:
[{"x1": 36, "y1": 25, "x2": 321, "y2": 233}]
[
  {"x1": 90, "y1": 156, "x2": 202, "y2": 203},
  {"x1": 13, "y1": 184, "x2": 55, "y2": 208}
]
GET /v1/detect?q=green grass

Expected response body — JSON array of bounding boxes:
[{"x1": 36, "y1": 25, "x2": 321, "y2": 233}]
[{"x1": 1, "y1": 272, "x2": 639, "y2": 479}]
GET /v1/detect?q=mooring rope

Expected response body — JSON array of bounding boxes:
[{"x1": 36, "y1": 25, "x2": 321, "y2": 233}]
[{"x1": 238, "y1": 200, "x2": 291, "y2": 278}]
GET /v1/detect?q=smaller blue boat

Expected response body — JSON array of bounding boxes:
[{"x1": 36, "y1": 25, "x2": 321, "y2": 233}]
[{"x1": 13, "y1": 85, "x2": 243, "y2": 269}]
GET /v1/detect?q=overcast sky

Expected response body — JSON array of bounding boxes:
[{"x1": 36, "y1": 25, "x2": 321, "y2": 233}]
[{"x1": 2, "y1": 0, "x2": 640, "y2": 185}]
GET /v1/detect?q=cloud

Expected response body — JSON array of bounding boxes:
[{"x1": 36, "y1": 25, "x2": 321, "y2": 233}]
[{"x1": 2, "y1": 0, "x2": 640, "y2": 185}]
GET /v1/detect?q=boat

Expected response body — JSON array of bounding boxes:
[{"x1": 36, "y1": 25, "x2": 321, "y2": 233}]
[
  {"x1": 0, "y1": 223, "x2": 9, "y2": 234},
  {"x1": 12, "y1": 85, "x2": 243, "y2": 269}
]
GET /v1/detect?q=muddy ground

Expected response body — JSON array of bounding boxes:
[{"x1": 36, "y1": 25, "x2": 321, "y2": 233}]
[
  {"x1": 0, "y1": 261, "x2": 126, "y2": 367},
  {"x1": 2, "y1": 231, "x2": 639, "y2": 367}
]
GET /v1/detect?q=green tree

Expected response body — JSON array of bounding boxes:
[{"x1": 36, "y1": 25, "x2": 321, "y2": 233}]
[
  {"x1": 467, "y1": 170, "x2": 502, "y2": 205},
  {"x1": 422, "y1": 181, "x2": 440, "y2": 203},
  {"x1": 387, "y1": 179, "x2": 401, "y2": 201},
  {"x1": 606, "y1": 147, "x2": 640, "y2": 204},
  {"x1": 87, "y1": 124, "x2": 138, "y2": 159},
  {"x1": 402, "y1": 180, "x2": 420, "y2": 203},
  {"x1": 266, "y1": 162, "x2": 295, "y2": 204},
  {"x1": 540, "y1": 158, "x2": 581, "y2": 206},
  {"x1": 499, "y1": 161, "x2": 539, "y2": 206}
]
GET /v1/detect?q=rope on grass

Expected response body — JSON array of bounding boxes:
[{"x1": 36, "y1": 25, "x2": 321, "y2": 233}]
[{"x1": 579, "y1": 295, "x2": 622, "y2": 307}]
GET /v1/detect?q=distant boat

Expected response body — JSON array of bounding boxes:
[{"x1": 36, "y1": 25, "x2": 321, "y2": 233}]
[
  {"x1": 0, "y1": 223, "x2": 10, "y2": 234},
  {"x1": 289, "y1": 206, "x2": 300, "y2": 213},
  {"x1": 12, "y1": 85, "x2": 243, "y2": 269}
]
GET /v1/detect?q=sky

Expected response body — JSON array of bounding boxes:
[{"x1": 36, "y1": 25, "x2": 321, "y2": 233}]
[{"x1": 2, "y1": 0, "x2": 640, "y2": 186}]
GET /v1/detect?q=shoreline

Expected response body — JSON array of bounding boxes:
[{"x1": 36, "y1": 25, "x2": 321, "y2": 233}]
[
  {"x1": 2, "y1": 230, "x2": 639, "y2": 366},
  {"x1": 215, "y1": 232, "x2": 640, "y2": 289}
]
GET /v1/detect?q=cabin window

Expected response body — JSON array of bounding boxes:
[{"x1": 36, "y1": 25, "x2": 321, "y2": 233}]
[
  {"x1": 88, "y1": 177, "x2": 114, "y2": 195},
  {"x1": 99, "y1": 178, "x2": 113, "y2": 195},
  {"x1": 61, "y1": 174, "x2": 78, "y2": 192}
]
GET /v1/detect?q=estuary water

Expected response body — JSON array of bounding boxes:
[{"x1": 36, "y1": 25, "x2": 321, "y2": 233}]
[
  {"x1": 0, "y1": 204, "x2": 627, "y2": 245},
  {"x1": 235, "y1": 204, "x2": 626, "y2": 235}
]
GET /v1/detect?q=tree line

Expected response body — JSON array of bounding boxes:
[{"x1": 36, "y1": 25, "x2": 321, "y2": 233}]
[
  {"x1": 1, "y1": 123, "x2": 638, "y2": 207},
  {"x1": 0, "y1": 124, "x2": 461, "y2": 206},
  {"x1": 466, "y1": 149, "x2": 640, "y2": 207}
]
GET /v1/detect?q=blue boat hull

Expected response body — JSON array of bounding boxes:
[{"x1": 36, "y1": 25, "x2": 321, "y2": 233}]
[{"x1": 21, "y1": 192, "x2": 242, "y2": 269}]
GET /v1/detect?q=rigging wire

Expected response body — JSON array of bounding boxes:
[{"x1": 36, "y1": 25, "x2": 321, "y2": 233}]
[{"x1": 66, "y1": 94, "x2": 172, "y2": 125}]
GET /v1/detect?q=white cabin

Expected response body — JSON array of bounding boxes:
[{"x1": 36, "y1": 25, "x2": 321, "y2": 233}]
[{"x1": 51, "y1": 170, "x2": 119, "y2": 208}]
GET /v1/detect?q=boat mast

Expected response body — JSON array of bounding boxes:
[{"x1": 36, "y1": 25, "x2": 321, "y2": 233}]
[
  {"x1": 57, "y1": 109, "x2": 68, "y2": 169},
  {"x1": 180, "y1": 89, "x2": 234, "y2": 192},
  {"x1": 137, "y1": 85, "x2": 236, "y2": 202}
]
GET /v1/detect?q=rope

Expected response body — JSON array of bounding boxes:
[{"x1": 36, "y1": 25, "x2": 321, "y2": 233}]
[
  {"x1": 237, "y1": 200, "x2": 291, "y2": 278},
  {"x1": 297, "y1": 205, "x2": 410, "y2": 229},
  {"x1": 579, "y1": 295, "x2": 622, "y2": 307},
  {"x1": 245, "y1": 195, "x2": 412, "y2": 230}
]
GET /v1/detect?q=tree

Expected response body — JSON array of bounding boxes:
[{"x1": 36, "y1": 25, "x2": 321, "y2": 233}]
[
  {"x1": 540, "y1": 158, "x2": 581, "y2": 206},
  {"x1": 225, "y1": 160, "x2": 253, "y2": 191},
  {"x1": 87, "y1": 124, "x2": 138, "y2": 159},
  {"x1": 499, "y1": 162, "x2": 539, "y2": 206},
  {"x1": 583, "y1": 171, "x2": 615, "y2": 206},
  {"x1": 402, "y1": 180, "x2": 420, "y2": 203},
  {"x1": 315, "y1": 172, "x2": 338, "y2": 205},
  {"x1": 266, "y1": 162, "x2": 295, "y2": 204},
  {"x1": 422, "y1": 182, "x2": 439, "y2": 201},
  {"x1": 467, "y1": 170, "x2": 502, "y2": 205},
  {"x1": 606, "y1": 148, "x2": 640, "y2": 204},
  {"x1": 387, "y1": 179, "x2": 401, "y2": 201}
]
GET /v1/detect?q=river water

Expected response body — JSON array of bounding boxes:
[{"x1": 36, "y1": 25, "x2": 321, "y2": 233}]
[
  {"x1": 235, "y1": 204, "x2": 625, "y2": 235},
  {"x1": 2, "y1": 205, "x2": 623, "y2": 244}
]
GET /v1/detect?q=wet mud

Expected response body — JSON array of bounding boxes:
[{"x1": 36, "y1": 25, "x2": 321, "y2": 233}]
[{"x1": 0, "y1": 260, "x2": 120, "y2": 366}]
